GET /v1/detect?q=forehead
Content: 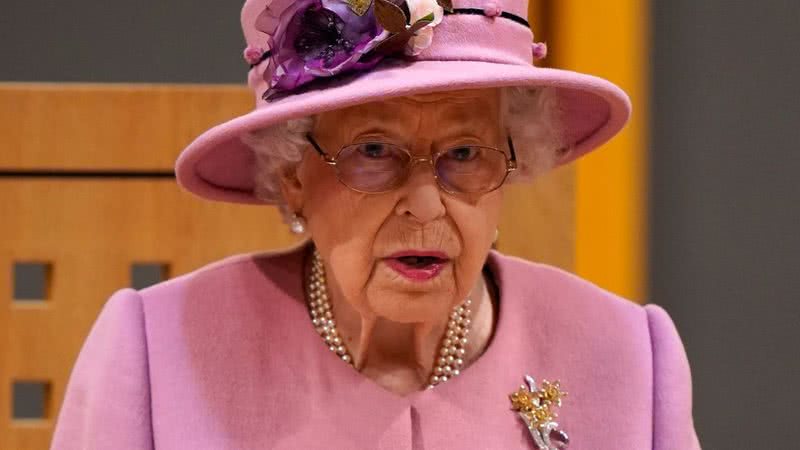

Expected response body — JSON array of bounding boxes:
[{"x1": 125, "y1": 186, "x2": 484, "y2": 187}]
[{"x1": 316, "y1": 88, "x2": 502, "y2": 131}]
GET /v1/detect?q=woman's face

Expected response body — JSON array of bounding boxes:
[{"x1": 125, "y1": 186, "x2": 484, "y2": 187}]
[{"x1": 282, "y1": 88, "x2": 505, "y2": 323}]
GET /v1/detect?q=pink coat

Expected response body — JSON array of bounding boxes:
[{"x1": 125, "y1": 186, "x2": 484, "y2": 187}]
[{"x1": 51, "y1": 244, "x2": 700, "y2": 449}]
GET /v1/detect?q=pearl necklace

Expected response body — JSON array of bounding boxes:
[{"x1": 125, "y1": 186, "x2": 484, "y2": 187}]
[{"x1": 306, "y1": 248, "x2": 473, "y2": 388}]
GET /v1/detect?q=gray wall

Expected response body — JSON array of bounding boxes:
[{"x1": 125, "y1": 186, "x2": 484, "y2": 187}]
[
  {"x1": 4, "y1": 0, "x2": 799, "y2": 448},
  {"x1": 651, "y1": 0, "x2": 800, "y2": 447},
  {"x1": 2, "y1": 0, "x2": 244, "y2": 83}
]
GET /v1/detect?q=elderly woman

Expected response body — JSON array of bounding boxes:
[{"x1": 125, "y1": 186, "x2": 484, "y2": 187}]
[{"x1": 51, "y1": 0, "x2": 700, "y2": 449}]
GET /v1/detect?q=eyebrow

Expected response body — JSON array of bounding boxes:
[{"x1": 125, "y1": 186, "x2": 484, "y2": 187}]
[
  {"x1": 349, "y1": 125, "x2": 407, "y2": 143},
  {"x1": 435, "y1": 118, "x2": 498, "y2": 140},
  {"x1": 343, "y1": 100, "x2": 499, "y2": 144}
]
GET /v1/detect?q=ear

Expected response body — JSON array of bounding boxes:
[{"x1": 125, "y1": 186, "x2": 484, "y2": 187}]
[{"x1": 277, "y1": 163, "x2": 305, "y2": 213}]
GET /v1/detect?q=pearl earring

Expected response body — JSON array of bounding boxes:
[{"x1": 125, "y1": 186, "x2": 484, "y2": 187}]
[
  {"x1": 289, "y1": 212, "x2": 307, "y2": 235},
  {"x1": 494, "y1": 228, "x2": 500, "y2": 243}
]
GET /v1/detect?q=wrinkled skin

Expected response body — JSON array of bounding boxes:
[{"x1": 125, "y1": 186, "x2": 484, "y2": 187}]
[{"x1": 279, "y1": 88, "x2": 505, "y2": 395}]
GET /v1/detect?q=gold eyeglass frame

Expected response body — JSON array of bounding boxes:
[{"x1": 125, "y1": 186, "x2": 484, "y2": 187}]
[{"x1": 305, "y1": 133, "x2": 518, "y2": 195}]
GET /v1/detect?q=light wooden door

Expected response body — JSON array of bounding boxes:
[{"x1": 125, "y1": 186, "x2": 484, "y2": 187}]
[{"x1": 0, "y1": 84, "x2": 299, "y2": 449}]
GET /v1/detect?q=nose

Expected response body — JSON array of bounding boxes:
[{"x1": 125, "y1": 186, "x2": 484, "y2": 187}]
[{"x1": 394, "y1": 160, "x2": 446, "y2": 223}]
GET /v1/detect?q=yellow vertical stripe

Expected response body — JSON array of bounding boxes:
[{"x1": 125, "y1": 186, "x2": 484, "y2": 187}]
[{"x1": 551, "y1": 1, "x2": 650, "y2": 301}]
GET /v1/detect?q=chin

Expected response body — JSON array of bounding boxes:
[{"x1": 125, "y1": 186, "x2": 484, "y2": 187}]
[{"x1": 366, "y1": 290, "x2": 456, "y2": 324}]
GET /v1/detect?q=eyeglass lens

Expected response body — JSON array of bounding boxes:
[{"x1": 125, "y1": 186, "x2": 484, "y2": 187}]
[{"x1": 334, "y1": 143, "x2": 510, "y2": 194}]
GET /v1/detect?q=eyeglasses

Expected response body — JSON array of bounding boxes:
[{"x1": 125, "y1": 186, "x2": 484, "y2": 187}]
[{"x1": 305, "y1": 133, "x2": 518, "y2": 195}]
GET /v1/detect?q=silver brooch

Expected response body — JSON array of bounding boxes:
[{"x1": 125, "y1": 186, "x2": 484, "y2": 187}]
[{"x1": 509, "y1": 375, "x2": 570, "y2": 449}]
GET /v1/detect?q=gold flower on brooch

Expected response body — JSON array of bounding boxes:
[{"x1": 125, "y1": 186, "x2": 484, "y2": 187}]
[{"x1": 509, "y1": 375, "x2": 570, "y2": 449}]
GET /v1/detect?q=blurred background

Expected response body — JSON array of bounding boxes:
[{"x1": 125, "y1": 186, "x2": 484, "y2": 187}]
[{"x1": 1, "y1": 0, "x2": 798, "y2": 448}]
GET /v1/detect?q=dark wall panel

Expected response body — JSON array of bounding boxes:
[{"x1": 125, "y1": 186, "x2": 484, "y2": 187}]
[
  {"x1": 651, "y1": 0, "x2": 800, "y2": 447},
  {"x1": 2, "y1": 0, "x2": 245, "y2": 83}
]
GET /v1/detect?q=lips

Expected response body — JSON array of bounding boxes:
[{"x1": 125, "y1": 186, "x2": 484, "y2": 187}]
[{"x1": 384, "y1": 250, "x2": 450, "y2": 281}]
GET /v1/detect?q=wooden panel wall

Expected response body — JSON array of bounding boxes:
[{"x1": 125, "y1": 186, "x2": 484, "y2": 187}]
[
  {"x1": 0, "y1": 179, "x2": 297, "y2": 450},
  {"x1": 0, "y1": 83, "x2": 255, "y2": 170}
]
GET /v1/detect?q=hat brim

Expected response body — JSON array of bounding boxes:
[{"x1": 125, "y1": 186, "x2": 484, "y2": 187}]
[{"x1": 175, "y1": 59, "x2": 631, "y2": 204}]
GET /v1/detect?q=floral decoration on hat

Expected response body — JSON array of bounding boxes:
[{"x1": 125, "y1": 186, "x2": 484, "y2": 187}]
[
  {"x1": 509, "y1": 375, "x2": 570, "y2": 449},
  {"x1": 254, "y1": 0, "x2": 450, "y2": 101},
  {"x1": 404, "y1": 0, "x2": 445, "y2": 55}
]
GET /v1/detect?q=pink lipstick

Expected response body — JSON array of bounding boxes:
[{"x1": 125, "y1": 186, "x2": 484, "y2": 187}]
[{"x1": 384, "y1": 250, "x2": 450, "y2": 281}]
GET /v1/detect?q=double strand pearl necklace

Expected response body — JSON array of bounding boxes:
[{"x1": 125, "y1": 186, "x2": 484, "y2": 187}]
[{"x1": 306, "y1": 248, "x2": 473, "y2": 388}]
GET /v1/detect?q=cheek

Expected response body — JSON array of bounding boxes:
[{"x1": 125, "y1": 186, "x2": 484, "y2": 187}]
[
  {"x1": 301, "y1": 158, "x2": 364, "y2": 246},
  {"x1": 456, "y1": 190, "x2": 504, "y2": 240},
  {"x1": 305, "y1": 190, "x2": 393, "y2": 257},
  {"x1": 449, "y1": 190, "x2": 504, "y2": 288},
  {"x1": 301, "y1": 163, "x2": 398, "y2": 307}
]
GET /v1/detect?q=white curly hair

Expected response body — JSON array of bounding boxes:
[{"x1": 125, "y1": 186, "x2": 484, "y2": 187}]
[{"x1": 240, "y1": 86, "x2": 566, "y2": 224}]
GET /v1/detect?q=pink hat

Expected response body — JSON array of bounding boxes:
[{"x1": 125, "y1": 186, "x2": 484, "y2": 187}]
[{"x1": 176, "y1": 0, "x2": 632, "y2": 204}]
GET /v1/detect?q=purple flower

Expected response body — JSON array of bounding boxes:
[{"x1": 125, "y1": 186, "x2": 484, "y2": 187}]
[{"x1": 256, "y1": 0, "x2": 390, "y2": 100}]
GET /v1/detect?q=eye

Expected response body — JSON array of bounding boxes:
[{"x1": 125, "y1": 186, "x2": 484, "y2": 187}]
[
  {"x1": 446, "y1": 146, "x2": 480, "y2": 162},
  {"x1": 358, "y1": 142, "x2": 390, "y2": 158}
]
